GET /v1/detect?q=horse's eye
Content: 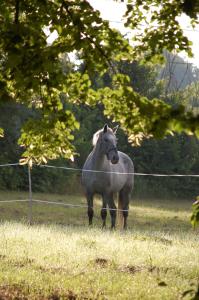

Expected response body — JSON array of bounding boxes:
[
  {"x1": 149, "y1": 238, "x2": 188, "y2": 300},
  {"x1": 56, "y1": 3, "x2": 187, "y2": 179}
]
[{"x1": 104, "y1": 138, "x2": 108, "y2": 142}]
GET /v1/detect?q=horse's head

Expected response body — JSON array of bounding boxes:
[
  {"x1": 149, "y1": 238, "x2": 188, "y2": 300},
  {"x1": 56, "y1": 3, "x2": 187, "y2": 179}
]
[{"x1": 95, "y1": 124, "x2": 119, "y2": 164}]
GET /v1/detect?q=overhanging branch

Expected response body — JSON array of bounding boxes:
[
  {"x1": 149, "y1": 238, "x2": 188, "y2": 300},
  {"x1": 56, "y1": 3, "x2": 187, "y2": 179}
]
[{"x1": 15, "y1": 0, "x2": 20, "y2": 24}]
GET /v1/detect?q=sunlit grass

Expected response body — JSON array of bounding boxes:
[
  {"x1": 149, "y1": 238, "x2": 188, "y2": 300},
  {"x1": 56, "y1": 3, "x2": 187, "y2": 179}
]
[
  {"x1": 0, "y1": 223, "x2": 198, "y2": 299},
  {"x1": 0, "y1": 191, "x2": 198, "y2": 299}
]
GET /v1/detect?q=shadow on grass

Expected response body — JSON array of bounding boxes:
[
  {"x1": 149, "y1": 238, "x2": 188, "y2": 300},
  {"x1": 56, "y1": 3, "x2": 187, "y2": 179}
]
[{"x1": 132, "y1": 197, "x2": 193, "y2": 213}]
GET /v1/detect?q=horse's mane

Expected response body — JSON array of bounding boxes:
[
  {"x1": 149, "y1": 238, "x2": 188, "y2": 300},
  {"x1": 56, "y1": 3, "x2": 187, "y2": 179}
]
[{"x1": 92, "y1": 127, "x2": 113, "y2": 146}]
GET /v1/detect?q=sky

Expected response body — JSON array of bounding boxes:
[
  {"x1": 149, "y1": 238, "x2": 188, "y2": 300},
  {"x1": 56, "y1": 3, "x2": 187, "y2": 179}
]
[{"x1": 89, "y1": 0, "x2": 199, "y2": 68}]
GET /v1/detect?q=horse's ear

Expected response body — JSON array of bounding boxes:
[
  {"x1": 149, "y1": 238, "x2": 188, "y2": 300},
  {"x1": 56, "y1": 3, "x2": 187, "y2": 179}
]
[
  {"x1": 113, "y1": 125, "x2": 119, "y2": 134},
  {"x1": 103, "y1": 124, "x2": 108, "y2": 133}
]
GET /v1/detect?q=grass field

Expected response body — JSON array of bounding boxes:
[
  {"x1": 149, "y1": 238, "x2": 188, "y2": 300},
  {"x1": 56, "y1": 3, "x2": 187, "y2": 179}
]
[{"x1": 0, "y1": 191, "x2": 198, "y2": 299}]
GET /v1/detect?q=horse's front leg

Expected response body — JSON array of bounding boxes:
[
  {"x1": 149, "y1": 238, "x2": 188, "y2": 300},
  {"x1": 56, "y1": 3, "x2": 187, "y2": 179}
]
[
  {"x1": 86, "y1": 192, "x2": 94, "y2": 226},
  {"x1": 107, "y1": 193, "x2": 116, "y2": 229},
  {"x1": 101, "y1": 195, "x2": 107, "y2": 229}
]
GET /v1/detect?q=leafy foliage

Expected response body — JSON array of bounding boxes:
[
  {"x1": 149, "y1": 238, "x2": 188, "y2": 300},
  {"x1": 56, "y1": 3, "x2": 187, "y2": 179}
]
[
  {"x1": 173, "y1": 81, "x2": 199, "y2": 114},
  {"x1": 97, "y1": 74, "x2": 199, "y2": 144},
  {"x1": 0, "y1": 0, "x2": 199, "y2": 163},
  {"x1": 124, "y1": 0, "x2": 199, "y2": 60},
  {"x1": 0, "y1": 128, "x2": 3, "y2": 137},
  {"x1": 191, "y1": 196, "x2": 199, "y2": 228},
  {"x1": 19, "y1": 110, "x2": 79, "y2": 166}
]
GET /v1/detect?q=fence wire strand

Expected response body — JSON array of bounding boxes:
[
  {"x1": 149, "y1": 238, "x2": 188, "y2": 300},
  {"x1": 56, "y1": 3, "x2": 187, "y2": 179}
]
[
  {"x1": 0, "y1": 162, "x2": 198, "y2": 220},
  {"x1": 0, "y1": 199, "x2": 28, "y2": 203},
  {"x1": 32, "y1": 199, "x2": 128, "y2": 212},
  {"x1": 0, "y1": 162, "x2": 199, "y2": 177},
  {"x1": 0, "y1": 163, "x2": 19, "y2": 167},
  {"x1": 40, "y1": 164, "x2": 199, "y2": 177}
]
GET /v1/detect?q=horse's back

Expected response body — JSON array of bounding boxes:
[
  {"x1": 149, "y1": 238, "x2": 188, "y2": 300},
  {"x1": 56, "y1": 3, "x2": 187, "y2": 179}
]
[
  {"x1": 118, "y1": 151, "x2": 134, "y2": 170},
  {"x1": 114, "y1": 151, "x2": 134, "y2": 189}
]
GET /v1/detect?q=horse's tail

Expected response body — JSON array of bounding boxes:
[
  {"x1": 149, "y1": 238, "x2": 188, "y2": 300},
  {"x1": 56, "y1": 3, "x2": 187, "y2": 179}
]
[{"x1": 117, "y1": 193, "x2": 124, "y2": 229}]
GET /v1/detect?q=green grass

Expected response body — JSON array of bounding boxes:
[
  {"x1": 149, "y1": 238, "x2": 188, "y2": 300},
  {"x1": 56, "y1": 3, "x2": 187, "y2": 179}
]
[{"x1": 0, "y1": 191, "x2": 198, "y2": 299}]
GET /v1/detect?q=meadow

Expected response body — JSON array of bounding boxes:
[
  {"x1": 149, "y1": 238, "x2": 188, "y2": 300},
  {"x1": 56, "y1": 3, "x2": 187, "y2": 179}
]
[{"x1": 0, "y1": 191, "x2": 198, "y2": 299}]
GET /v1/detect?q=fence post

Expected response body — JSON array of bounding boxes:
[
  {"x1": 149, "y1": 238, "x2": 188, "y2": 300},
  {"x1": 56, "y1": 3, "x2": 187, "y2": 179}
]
[{"x1": 28, "y1": 165, "x2": 33, "y2": 225}]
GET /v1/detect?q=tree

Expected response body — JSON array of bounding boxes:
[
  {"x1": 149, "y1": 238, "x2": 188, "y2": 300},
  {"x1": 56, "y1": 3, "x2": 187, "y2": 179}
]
[
  {"x1": 0, "y1": 0, "x2": 199, "y2": 165},
  {"x1": 174, "y1": 81, "x2": 199, "y2": 113},
  {"x1": 159, "y1": 51, "x2": 198, "y2": 94}
]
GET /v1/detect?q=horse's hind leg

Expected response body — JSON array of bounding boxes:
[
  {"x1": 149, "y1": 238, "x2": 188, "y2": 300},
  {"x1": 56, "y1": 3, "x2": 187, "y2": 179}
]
[
  {"x1": 119, "y1": 188, "x2": 131, "y2": 230},
  {"x1": 101, "y1": 196, "x2": 107, "y2": 229},
  {"x1": 86, "y1": 192, "x2": 94, "y2": 226}
]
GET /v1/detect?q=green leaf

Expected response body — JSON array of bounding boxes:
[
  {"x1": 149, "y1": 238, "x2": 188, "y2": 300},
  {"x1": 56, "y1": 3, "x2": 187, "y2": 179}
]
[
  {"x1": 0, "y1": 128, "x2": 4, "y2": 137},
  {"x1": 191, "y1": 197, "x2": 199, "y2": 228}
]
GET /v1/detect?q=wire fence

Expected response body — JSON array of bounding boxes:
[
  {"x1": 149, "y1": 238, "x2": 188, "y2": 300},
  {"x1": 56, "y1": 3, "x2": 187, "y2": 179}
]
[
  {"x1": 0, "y1": 162, "x2": 199, "y2": 224},
  {"x1": 41, "y1": 164, "x2": 199, "y2": 177}
]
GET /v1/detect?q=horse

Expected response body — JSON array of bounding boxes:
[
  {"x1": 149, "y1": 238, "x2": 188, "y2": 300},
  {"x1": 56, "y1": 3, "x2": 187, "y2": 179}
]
[{"x1": 82, "y1": 124, "x2": 134, "y2": 229}]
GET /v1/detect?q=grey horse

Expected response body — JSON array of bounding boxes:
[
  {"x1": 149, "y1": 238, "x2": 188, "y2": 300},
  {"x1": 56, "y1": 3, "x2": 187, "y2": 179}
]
[{"x1": 82, "y1": 124, "x2": 134, "y2": 229}]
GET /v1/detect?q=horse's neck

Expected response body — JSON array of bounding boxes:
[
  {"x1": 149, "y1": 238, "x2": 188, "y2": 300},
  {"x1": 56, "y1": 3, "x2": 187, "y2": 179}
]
[{"x1": 91, "y1": 144, "x2": 106, "y2": 170}]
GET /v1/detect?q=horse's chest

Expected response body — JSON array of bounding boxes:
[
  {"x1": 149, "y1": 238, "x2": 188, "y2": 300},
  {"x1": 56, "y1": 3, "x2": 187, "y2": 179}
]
[{"x1": 91, "y1": 174, "x2": 110, "y2": 193}]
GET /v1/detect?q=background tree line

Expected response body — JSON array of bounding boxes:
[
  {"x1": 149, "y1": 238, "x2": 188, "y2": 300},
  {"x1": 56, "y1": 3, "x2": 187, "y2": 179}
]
[{"x1": 0, "y1": 54, "x2": 198, "y2": 200}]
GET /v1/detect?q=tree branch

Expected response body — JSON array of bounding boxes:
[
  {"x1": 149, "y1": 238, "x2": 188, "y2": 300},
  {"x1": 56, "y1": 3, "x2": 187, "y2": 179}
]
[
  {"x1": 15, "y1": 0, "x2": 20, "y2": 24},
  {"x1": 62, "y1": 2, "x2": 116, "y2": 74}
]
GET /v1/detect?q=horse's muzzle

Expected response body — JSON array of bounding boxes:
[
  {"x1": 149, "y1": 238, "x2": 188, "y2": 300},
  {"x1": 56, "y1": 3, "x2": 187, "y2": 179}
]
[
  {"x1": 107, "y1": 147, "x2": 119, "y2": 164},
  {"x1": 111, "y1": 154, "x2": 119, "y2": 164}
]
